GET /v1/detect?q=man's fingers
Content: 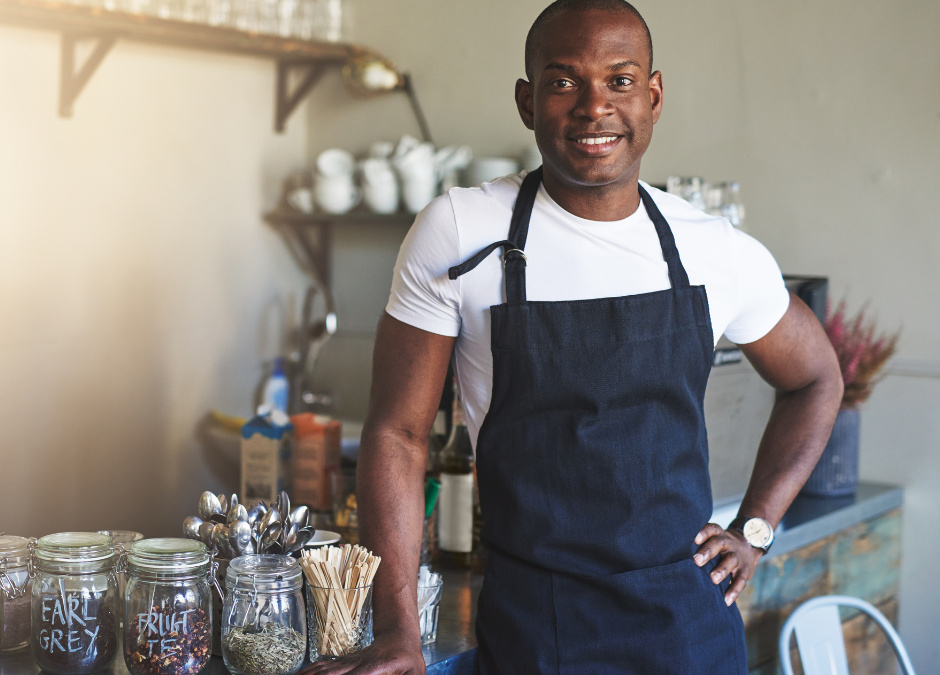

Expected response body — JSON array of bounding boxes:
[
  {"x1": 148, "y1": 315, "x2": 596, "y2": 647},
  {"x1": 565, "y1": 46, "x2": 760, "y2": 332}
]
[
  {"x1": 709, "y1": 551, "x2": 738, "y2": 585},
  {"x1": 725, "y1": 571, "x2": 749, "y2": 606},
  {"x1": 302, "y1": 659, "x2": 360, "y2": 675},
  {"x1": 693, "y1": 532, "x2": 729, "y2": 566},
  {"x1": 693, "y1": 522, "x2": 723, "y2": 546}
]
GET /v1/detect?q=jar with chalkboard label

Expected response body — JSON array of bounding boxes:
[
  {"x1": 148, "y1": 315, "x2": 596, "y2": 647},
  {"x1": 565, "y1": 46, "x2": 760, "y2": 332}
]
[
  {"x1": 222, "y1": 555, "x2": 306, "y2": 675},
  {"x1": 30, "y1": 532, "x2": 120, "y2": 674},
  {"x1": 123, "y1": 539, "x2": 217, "y2": 675},
  {"x1": 0, "y1": 535, "x2": 32, "y2": 651}
]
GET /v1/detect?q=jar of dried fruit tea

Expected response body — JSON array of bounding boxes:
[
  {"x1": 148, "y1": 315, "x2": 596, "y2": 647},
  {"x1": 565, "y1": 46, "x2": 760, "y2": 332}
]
[
  {"x1": 0, "y1": 535, "x2": 32, "y2": 651},
  {"x1": 31, "y1": 532, "x2": 121, "y2": 675},
  {"x1": 222, "y1": 555, "x2": 306, "y2": 675},
  {"x1": 123, "y1": 539, "x2": 216, "y2": 675}
]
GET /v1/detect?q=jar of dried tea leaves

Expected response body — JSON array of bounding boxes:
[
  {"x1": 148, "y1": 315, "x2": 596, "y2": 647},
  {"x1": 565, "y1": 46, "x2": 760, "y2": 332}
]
[
  {"x1": 124, "y1": 539, "x2": 215, "y2": 675},
  {"x1": 0, "y1": 535, "x2": 32, "y2": 652},
  {"x1": 31, "y1": 532, "x2": 121, "y2": 675},
  {"x1": 222, "y1": 555, "x2": 306, "y2": 675}
]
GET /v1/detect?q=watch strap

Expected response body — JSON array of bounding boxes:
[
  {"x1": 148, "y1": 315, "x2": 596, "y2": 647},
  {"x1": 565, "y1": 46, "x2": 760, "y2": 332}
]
[{"x1": 727, "y1": 516, "x2": 749, "y2": 533}]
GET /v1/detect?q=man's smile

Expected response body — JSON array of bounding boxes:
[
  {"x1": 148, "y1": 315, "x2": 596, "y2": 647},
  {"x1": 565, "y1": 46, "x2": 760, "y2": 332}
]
[{"x1": 568, "y1": 132, "x2": 624, "y2": 156}]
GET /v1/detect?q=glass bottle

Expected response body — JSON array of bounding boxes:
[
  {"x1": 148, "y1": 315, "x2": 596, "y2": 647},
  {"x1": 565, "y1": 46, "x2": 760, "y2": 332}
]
[
  {"x1": 123, "y1": 539, "x2": 214, "y2": 675},
  {"x1": 222, "y1": 555, "x2": 306, "y2": 675},
  {"x1": 437, "y1": 378, "x2": 475, "y2": 568},
  {"x1": 0, "y1": 535, "x2": 32, "y2": 651},
  {"x1": 31, "y1": 532, "x2": 120, "y2": 675}
]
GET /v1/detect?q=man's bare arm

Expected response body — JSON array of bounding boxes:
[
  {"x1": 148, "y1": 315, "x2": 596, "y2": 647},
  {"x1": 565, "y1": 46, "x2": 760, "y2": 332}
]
[
  {"x1": 305, "y1": 313, "x2": 455, "y2": 675},
  {"x1": 694, "y1": 293, "x2": 844, "y2": 604}
]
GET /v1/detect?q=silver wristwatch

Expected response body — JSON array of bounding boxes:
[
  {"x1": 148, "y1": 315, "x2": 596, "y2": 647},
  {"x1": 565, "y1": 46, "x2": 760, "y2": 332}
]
[{"x1": 728, "y1": 516, "x2": 774, "y2": 553}]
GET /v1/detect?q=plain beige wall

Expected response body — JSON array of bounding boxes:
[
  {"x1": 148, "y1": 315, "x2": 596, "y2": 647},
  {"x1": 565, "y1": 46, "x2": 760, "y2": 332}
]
[
  {"x1": 308, "y1": 0, "x2": 940, "y2": 668},
  {"x1": 0, "y1": 26, "x2": 307, "y2": 540}
]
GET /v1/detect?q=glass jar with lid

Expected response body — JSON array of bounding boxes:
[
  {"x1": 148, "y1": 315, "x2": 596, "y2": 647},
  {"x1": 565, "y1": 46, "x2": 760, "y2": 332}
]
[
  {"x1": 222, "y1": 555, "x2": 306, "y2": 675},
  {"x1": 123, "y1": 538, "x2": 215, "y2": 675},
  {"x1": 31, "y1": 532, "x2": 120, "y2": 675},
  {"x1": 0, "y1": 535, "x2": 32, "y2": 651}
]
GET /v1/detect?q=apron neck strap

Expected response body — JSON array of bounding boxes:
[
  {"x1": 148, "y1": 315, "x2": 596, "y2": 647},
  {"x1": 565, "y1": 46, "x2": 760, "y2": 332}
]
[
  {"x1": 447, "y1": 168, "x2": 542, "y2": 304},
  {"x1": 638, "y1": 183, "x2": 691, "y2": 289},
  {"x1": 447, "y1": 170, "x2": 691, "y2": 303}
]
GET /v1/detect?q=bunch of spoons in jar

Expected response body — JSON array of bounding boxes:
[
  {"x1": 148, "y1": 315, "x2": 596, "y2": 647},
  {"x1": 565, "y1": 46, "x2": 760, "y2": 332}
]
[{"x1": 181, "y1": 491, "x2": 315, "y2": 557}]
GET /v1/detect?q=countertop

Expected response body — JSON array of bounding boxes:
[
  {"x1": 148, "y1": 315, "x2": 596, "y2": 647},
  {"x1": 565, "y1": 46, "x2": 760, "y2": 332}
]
[{"x1": 0, "y1": 482, "x2": 901, "y2": 675}]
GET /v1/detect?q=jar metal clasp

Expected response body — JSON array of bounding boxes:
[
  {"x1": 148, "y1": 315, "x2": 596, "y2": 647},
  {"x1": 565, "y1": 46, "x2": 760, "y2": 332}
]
[{"x1": 209, "y1": 549, "x2": 225, "y2": 601}]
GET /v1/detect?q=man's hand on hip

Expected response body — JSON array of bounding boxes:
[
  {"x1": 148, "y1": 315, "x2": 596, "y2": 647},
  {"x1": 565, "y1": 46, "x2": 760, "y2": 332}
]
[{"x1": 693, "y1": 522, "x2": 763, "y2": 606}]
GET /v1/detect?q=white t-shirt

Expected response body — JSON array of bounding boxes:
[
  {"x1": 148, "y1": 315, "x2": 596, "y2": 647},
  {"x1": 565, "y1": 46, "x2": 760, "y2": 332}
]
[{"x1": 386, "y1": 173, "x2": 790, "y2": 449}]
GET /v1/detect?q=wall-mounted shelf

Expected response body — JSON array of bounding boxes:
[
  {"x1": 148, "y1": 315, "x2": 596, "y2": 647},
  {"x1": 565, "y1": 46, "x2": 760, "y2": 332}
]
[
  {"x1": 0, "y1": 0, "x2": 381, "y2": 130},
  {"x1": 264, "y1": 205, "x2": 414, "y2": 292}
]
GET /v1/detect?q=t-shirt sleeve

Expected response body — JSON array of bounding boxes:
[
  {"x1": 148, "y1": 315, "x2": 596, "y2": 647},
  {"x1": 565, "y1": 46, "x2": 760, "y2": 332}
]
[
  {"x1": 722, "y1": 229, "x2": 791, "y2": 345},
  {"x1": 385, "y1": 193, "x2": 462, "y2": 337}
]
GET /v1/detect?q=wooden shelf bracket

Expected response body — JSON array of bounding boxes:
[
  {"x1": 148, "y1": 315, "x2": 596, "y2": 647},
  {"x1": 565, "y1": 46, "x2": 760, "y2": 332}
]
[
  {"x1": 59, "y1": 31, "x2": 117, "y2": 117},
  {"x1": 275, "y1": 59, "x2": 328, "y2": 133}
]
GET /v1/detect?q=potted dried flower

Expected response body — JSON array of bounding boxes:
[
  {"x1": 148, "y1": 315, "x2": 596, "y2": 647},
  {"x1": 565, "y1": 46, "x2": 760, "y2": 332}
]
[{"x1": 801, "y1": 300, "x2": 899, "y2": 497}]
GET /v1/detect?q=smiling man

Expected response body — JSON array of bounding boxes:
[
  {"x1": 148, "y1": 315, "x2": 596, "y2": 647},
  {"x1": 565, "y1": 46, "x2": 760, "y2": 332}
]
[{"x1": 304, "y1": 1, "x2": 843, "y2": 674}]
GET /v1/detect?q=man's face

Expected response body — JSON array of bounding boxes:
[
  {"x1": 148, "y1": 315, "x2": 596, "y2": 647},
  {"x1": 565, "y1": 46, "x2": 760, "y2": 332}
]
[{"x1": 517, "y1": 9, "x2": 663, "y2": 189}]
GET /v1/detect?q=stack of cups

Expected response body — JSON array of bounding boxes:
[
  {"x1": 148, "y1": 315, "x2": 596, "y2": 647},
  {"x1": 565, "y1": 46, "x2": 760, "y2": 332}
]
[
  {"x1": 361, "y1": 142, "x2": 400, "y2": 214},
  {"x1": 392, "y1": 137, "x2": 438, "y2": 214},
  {"x1": 315, "y1": 149, "x2": 359, "y2": 214}
]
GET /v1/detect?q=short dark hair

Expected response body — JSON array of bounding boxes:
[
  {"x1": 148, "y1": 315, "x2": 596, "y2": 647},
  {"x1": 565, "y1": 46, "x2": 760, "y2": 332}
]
[{"x1": 524, "y1": 0, "x2": 653, "y2": 80}]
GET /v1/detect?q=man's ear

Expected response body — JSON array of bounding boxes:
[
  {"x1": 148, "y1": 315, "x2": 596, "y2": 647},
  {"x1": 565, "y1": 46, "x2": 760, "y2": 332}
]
[
  {"x1": 649, "y1": 70, "x2": 663, "y2": 125},
  {"x1": 515, "y1": 79, "x2": 535, "y2": 131}
]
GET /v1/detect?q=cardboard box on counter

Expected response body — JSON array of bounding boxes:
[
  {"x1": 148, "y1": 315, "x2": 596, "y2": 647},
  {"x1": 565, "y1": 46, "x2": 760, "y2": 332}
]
[
  {"x1": 291, "y1": 414, "x2": 341, "y2": 512},
  {"x1": 240, "y1": 415, "x2": 293, "y2": 507}
]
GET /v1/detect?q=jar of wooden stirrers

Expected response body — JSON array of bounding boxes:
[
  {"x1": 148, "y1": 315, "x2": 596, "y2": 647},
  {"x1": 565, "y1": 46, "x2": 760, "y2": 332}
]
[{"x1": 299, "y1": 545, "x2": 381, "y2": 661}]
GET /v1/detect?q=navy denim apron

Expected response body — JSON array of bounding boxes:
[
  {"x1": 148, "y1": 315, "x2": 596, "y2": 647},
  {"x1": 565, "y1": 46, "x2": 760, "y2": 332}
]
[{"x1": 448, "y1": 168, "x2": 748, "y2": 674}]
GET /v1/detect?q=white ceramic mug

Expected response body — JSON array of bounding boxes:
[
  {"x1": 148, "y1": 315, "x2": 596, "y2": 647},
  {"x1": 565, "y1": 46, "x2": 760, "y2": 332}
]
[
  {"x1": 315, "y1": 175, "x2": 359, "y2": 214},
  {"x1": 316, "y1": 148, "x2": 356, "y2": 179}
]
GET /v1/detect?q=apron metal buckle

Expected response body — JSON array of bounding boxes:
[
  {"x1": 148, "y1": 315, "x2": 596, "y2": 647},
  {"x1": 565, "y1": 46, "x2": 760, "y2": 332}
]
[{"x1": 503, "y1": 249, "x2": 527, "y2": 267}]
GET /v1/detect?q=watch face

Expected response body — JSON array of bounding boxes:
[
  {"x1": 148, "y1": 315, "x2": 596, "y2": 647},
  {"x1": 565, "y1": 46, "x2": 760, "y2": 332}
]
[{"x1": 742, "y1": 518, "x2": 773, "y2": 548}]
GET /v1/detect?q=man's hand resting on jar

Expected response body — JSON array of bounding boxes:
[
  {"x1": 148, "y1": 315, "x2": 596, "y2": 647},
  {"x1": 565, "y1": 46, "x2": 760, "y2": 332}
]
[{"x1": 300, "y1": 632, "x2": 426, "y2": 675}]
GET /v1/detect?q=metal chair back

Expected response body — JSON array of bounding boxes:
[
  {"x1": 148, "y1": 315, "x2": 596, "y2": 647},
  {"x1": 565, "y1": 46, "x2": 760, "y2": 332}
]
[{"x1": 778, "y1": 595, "x2": 916, "y2": 675}]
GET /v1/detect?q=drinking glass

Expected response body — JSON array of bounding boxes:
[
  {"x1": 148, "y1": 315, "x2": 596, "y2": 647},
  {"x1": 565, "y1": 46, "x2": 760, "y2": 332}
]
[{"x1": 305, "y1": 583, "x2": 372, "y2": 661}]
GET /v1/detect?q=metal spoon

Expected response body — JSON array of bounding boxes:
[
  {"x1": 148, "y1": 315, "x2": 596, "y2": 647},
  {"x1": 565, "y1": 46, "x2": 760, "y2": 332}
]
[
  {"x1": 246, "y1": 504, "x2": 263, "y2": 527},
  {"x1": 218, "y1": 493, "x2": 229, "y2": 515},
  {"x1": 183, "y1": 516, "x2": 203, "y2": 540},
  {"x1": 198, "y1": 521, "x2": 215, "y2": 547},
  {"x1": 283, "y1": 523, "x2": 298, "y2": 551},
  {"x1": 208, "y1": 513, "x2": 227, "y2": 525},
  {"x1": 289, "y1": 505, "x2": 310, "y2": 530},
  {"x1": 260, "y1": 523, "x2": 282, "y2": 553},
  {"x1": 231, "y1": 520, "x2": 253, "y2": 556},
  {"x1": 214, "y1": 524, "x2": 234, "y2": 557},
  {"x1": 230, "y1": 494, "x2": 239, "y2": 508},
  {"x1": 227, "y1": 504, "x2": 248, "y2": 525},
  {"x1": 278, "y1": 492, "x2": 291, "y2": 520},
  {"x1": 260, "y1": 506, "x2": 281, "y2": 532},
  {"x1": 267, "y1": 541, "x2": 284, "y2": 555},
  {"x1": 289, "y1": 529, "x2": 313, "y2": 553},
  {"x1": 198, "y1": 491, "x2": 223, "y2": 520}
]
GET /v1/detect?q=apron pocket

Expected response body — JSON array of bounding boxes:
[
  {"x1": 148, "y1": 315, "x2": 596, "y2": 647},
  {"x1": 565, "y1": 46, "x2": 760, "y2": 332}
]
[{"x1": 551, "y1": 557, "x2": 745, "y2": 675}]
